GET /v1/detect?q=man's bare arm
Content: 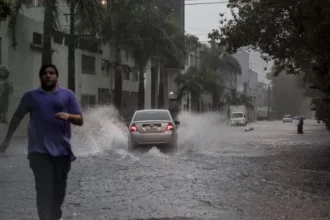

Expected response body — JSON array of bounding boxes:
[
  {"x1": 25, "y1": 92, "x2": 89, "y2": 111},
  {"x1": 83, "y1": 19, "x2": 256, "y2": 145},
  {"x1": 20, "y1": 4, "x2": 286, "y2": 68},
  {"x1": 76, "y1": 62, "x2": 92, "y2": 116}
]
[
  {"x1": 4, "y1": 112, "x2": 24, "y2": 141},
  {"x1": 68, "y1": 114, "x2": 83, "y2": 126}
]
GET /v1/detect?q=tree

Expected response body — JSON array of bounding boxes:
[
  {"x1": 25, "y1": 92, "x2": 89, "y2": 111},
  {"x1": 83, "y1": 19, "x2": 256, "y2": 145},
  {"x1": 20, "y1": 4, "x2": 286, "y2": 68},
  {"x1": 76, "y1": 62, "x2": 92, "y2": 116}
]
[
  {"x1": 8, "y1": 0, "x2": 102, "y2": 65},
  {"x1": 68, "y1": 0, "x2": 104, "y2": 92},
  {"x1": 0, "y1": 0, "x2": 11, "y2": 24},
  {"x1": 209, "y1": 0, "x2": 330, "y2": 129},
  {"x1": 267, "y1": 69, "x2": 310, "y2": 118},
  {"x1": 120, "y1": 3, "x2": 183, "y2": 109},
  {"x1": 201, "y1": 41, "x2": 242, "y2": 110},
  {"x1": 175, "y1": 66, "x2": 222, "y2": 112},
  {"x1": 101, "y1": 0, "x2": 152, "y2": 110}
]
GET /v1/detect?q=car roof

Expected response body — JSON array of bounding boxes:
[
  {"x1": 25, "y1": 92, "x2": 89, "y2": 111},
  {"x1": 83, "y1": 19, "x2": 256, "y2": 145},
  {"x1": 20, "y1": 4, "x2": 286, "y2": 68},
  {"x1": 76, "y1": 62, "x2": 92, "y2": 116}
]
[{"x1": 135, "y1": 109, "x2": 169, "y2": 113}]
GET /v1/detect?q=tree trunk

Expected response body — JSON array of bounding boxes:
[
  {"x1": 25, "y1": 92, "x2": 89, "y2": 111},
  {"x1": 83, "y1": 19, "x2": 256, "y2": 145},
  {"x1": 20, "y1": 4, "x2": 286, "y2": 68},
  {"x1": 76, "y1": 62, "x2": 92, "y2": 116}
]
[
  {"x1": 138, "y1": 66, "x2": 145, "y2": 109},
  {"x1": 42, "y1": 2, "x2": 53, "y2": 64},
  {"x1": 191, "y1": 96, "x2": 199, "y2": 112},
  {"x1": 114, "y1": 46, "x2": 122, "y2": 110},
  {"x1": 158, "y1": 62, "x2": 165, "y2": 108},
  {"x1": 186, "y1": 94, "x2": 190, "y2": 111},
  {"x1": 67, "y1": 0, "x2": 75, "y2": 92},
  {"x1": 212, "y1": 92, "x2": 219, "y2": 111}
]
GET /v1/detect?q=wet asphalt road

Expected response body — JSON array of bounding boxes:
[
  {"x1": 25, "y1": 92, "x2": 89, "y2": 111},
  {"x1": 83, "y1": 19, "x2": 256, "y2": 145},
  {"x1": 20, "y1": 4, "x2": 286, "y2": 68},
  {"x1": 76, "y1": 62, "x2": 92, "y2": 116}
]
[{"x1": 1, "y1": 119, "x2": 330, "y2": 220}]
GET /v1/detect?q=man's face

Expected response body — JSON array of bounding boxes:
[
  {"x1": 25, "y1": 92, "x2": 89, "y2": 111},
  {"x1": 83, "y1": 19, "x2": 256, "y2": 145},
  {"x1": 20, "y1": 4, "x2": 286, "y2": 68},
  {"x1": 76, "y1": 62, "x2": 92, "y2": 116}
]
[{"x1": 40, "y1": 67, "x2": 58, "y2": 90}]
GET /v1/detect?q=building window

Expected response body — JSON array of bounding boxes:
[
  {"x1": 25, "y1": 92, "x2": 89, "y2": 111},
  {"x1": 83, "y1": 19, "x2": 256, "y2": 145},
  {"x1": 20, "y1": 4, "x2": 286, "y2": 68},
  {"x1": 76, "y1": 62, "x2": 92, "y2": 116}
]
[
  {"x1": 32, "y1": 32, "x2": 42, "y2": 45},
  {"x1": 132, "y1": 67, "x2": 139, "y2": 82},
  {"x1": 81, "y1": 55, "x2": 96, "y2": 75},
  {"x1": 81, "y1": 94, "x2": 96, "y2": 108},
  {"x1": 122, "y1": 65, "x2": 130, "y2": 80},
  {"x1": 101, "y1": 59, "x2": 110, "y2": 76},
  {"x1": 98, "y1": 88, "x2": 111, "y2": 104},
  {"x1": 0, "y1": 38, "x2": 2, "y2": 64}
]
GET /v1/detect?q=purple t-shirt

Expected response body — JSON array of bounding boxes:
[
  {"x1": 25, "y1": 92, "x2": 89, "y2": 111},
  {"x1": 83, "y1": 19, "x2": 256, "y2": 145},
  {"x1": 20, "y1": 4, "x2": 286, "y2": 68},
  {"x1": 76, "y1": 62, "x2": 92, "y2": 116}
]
[{"x1": 16, "y1": 87, "x2": 82, "y2": 161}]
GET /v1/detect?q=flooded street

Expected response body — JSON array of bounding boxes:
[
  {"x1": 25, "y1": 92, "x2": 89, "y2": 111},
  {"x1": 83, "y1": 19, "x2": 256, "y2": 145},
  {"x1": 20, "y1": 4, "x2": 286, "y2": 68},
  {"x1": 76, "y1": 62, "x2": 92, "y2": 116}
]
[{"x1": 1, "y1": 109, "x2": 330, "y2": 220}]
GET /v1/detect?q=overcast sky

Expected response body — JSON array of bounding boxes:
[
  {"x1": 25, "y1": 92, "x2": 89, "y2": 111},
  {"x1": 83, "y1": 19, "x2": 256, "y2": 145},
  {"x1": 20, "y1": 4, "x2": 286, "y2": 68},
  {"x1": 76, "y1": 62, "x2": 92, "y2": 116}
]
[{"x1": 184, "y1": 0, "x2": 271, "y2": 83}]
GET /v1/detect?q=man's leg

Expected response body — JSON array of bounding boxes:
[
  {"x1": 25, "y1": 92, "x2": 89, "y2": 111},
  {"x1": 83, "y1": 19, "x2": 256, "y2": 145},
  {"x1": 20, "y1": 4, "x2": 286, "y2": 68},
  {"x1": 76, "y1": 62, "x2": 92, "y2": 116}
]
[
  {"x1": 29, "y1": 153, "x2": 54, "y2": 220},
  {"x1": 52, "y1": 156, "x2": 71, "y2": 220}
]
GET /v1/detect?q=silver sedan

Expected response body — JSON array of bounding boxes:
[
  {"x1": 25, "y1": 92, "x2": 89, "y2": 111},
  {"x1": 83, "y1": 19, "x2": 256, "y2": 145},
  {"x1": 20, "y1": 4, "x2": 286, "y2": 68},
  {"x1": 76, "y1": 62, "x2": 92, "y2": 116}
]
[{"x1": 126, "y1": 109, "x2": 180, "y2": 152}]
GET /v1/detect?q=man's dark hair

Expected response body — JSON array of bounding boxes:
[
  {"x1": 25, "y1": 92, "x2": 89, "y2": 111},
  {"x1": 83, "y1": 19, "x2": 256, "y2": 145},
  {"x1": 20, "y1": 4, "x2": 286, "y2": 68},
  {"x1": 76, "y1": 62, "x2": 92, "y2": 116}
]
[{"x1": 39, "y1": 64, "x2": 59, "y2": 78}]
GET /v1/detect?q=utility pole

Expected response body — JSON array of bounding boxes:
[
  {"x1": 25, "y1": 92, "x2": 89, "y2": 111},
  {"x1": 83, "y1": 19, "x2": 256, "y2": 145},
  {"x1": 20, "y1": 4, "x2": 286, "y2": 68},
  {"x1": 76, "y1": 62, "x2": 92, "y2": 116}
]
[
  {"x1": 267, "y1": 84, "x2": 270, "y2": 120},
  {"x1": 68, "y1": 0, "x2": 76, "y2": 92}
]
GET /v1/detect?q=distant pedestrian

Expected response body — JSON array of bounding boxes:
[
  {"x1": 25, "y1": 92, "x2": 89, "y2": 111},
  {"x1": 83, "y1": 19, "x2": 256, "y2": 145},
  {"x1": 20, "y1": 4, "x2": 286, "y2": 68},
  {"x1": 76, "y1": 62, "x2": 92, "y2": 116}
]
[
  {"x1": 0, "y1": 64, "x2": 83, "y2": 220},
  {"x1": 297, "y1": 117, "x2": 304, "y2": 134}
]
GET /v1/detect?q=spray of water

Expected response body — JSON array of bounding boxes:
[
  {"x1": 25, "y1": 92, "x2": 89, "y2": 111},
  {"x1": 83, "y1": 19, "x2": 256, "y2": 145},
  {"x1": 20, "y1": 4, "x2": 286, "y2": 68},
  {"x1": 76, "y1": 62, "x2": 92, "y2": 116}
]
[
  {"x1": 72, "y1": 105, "x2": 128, "y2": 156},
  {"x1": 176, "y1": 111, "x2": 229, "y2": 153},
  {"x1": 71, "y1": 105, "x2": 230, "y2": 157}
]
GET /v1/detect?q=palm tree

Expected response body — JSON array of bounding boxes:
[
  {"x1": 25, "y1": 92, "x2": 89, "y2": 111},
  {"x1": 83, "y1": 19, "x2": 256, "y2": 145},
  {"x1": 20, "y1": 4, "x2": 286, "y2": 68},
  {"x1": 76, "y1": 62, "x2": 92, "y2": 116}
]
[
  {"x1": 8, "y1": 0, "x2": 102, "y2": 65},
  {"x1": 201, "y1": 41, "x2": 242, "y2": 110},
  {"x1": 116, "y1": 2, "x2": 183, "y2": 109},
  {"x1": 68, "y1": 0, "x2": 104, "y2": 92},
  {"x1": 175, "y1": 67, "x2": 204, "y2": 111},
  {"x1": 101, "y1": 0, "x2": 151, "y2": 110},
  {"x1": 175, "y1": 66, "x2": 222, "y2": 111},
  {"x1": 0, "y1": 0, "x2": 12, "y2": 24}
]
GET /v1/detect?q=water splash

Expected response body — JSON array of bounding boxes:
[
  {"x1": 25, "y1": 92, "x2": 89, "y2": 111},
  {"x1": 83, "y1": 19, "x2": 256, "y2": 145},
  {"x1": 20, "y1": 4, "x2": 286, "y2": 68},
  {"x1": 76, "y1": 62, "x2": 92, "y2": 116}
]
[
  {"x1": 72, "y1": 105, "x2": 128, "y2": 156},
  {"x1": 71, "y1": 106, "x2": 230, "y2": 157},
  {"x1": 176, "y1": 111, "x2": 229, "y2": 153}
]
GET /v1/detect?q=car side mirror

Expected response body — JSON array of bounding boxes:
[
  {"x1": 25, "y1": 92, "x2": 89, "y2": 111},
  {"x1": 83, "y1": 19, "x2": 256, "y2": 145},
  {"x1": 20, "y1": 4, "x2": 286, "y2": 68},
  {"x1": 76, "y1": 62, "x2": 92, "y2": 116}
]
[{"x1": 174, "y1": 120, "x2": 180, "y2": 126}]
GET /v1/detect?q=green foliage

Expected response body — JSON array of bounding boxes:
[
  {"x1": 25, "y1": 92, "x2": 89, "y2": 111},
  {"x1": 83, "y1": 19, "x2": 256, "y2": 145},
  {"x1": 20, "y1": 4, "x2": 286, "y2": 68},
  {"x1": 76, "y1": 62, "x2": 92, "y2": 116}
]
[
  {"x1": 175, "y1": 67, "x2": 205, "y2": 101},
  {"x1": 175, "y1": 66, "x2": 222, "y2": 111},
  {"x1": 100, "y1": 1, "x2": 184, "y2": 109},
  {"x1": 0, "y1": 81, "x2": 14, "y2": 123},
  {"x1": 202, "y1": 41, "x2": 242, "y2": 75},
  {"x1": 185, "y1": 34, "x2": 201, "y2": 52},
  {"x1": 0, "y1": 0, "x2": 12, "y2": 22},
  {"x1": 8, "y1": 0, "x2": 103, "y2": 46},
  {"x1": 209, "y1": 0, "x2": 330, "y2": 130}
]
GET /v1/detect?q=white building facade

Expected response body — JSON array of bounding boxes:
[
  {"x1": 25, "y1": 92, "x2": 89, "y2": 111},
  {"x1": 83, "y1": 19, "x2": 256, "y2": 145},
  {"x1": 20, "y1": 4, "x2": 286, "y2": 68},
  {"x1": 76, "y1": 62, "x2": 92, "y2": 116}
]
[
  {"x1": 0, "y1": 4, "x2": 154, "y2": 137},
  {"x1": 233, "y1": 49, "x2": 250, "y2": 94},
  {"x1": 248, "y1": 69, "x2": 258, "y2": 121}
]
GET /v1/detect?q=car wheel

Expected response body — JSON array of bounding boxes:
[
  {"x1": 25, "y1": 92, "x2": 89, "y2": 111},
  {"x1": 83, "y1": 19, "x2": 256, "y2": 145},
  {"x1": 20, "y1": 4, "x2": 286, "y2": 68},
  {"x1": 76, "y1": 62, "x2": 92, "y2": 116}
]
[
  {"x1": 167, "y1": 140, "x2": 178, "y2": 154},
  {"x1": 128, "y1": 142, "x2": 136, "y2": 153}
]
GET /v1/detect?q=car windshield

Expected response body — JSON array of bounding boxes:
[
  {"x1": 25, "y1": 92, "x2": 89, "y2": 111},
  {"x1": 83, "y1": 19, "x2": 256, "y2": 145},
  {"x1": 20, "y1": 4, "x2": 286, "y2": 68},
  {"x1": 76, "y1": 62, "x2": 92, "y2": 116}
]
[
  {"x1": 231, "y1": 113, "x2": 243, "y2": 118},
  {"x1": 133, "y1": 111, "x2": 171, "y2": 121},
  {"x1": 284, "y1": 115, "x2": 291, "y2": 118}
]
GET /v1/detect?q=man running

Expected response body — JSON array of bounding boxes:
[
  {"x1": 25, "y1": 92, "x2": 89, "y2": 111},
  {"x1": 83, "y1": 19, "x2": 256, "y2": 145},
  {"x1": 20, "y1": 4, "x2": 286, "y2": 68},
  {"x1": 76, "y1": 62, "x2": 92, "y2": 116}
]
[{"x1": 0, "y1": 64, "x2": 83, "y2": 220}]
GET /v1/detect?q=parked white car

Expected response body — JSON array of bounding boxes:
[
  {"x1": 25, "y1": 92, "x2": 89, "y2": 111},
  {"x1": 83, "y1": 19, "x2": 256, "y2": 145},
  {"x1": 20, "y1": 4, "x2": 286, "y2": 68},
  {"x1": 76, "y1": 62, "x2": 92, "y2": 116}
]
[{"x1": 282, "y1": 114, "x2": 292, "y2": 123}]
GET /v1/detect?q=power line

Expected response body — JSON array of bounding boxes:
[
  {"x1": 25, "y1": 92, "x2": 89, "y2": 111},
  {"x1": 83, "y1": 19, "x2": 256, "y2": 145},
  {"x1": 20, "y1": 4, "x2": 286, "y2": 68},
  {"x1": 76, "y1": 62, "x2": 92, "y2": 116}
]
[{"x1": 185, "y1": 1, "x2": 229, "y2": 6}]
